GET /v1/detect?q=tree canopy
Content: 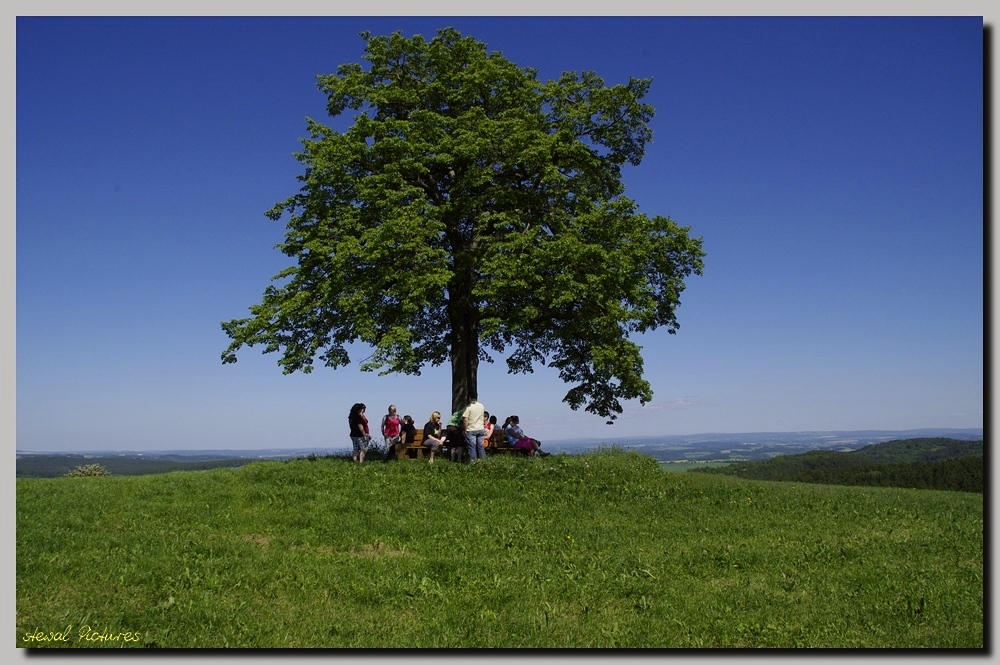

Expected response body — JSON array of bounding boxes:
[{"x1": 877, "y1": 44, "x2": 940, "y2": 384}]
[{"x1": 222, "y1": 28, "x2": 705, "y2": 419}]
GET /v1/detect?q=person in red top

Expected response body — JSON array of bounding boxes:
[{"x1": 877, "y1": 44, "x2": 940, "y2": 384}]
[
  {"x1": 349, "y1": 403, "x2": 371, "y2": 464},
  {"x1": 381, "y1": 405, "x2": 403, "y2": 460},
  {"x1": 483, "y1": 412, "x2": 496, "y2": 451}
]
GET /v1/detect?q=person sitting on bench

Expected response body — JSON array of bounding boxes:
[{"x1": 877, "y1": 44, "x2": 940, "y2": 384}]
[
  {"x1": 504, "y1": 415, "x2": 549, "y2": 456},
  {"x1": 421, "y1": 411, "x2": 446, "y2": 464},
  {"x1": 401, "y1": 415, "x2": 417, "y2": 447}
]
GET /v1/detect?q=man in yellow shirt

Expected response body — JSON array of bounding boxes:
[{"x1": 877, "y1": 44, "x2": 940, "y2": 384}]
[{"x1": 462, "y1": 392, "x2": 487, "y2": 462}]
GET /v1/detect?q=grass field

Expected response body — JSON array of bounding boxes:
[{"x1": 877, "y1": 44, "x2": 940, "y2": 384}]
[{"x1": 16, "y1": 449, "x2": 983, "y2": 648}]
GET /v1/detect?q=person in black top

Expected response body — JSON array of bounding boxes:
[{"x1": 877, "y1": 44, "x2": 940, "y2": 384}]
[
  {"x1": 422, "y1": 411, "x2": 446, "y2": 464},
  {"x1": 349, "y1": 403, "x2": 370, "y2": 464},
  {"x1": 396, "y1": 415, "x2": 417, "y2": 459},
  {"x1": 401, "y1": 415, "x2": 417, "y2": 445}
]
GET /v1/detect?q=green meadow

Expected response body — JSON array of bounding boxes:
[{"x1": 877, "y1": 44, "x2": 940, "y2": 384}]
[{"x1": 16, "y1": 449, "x2": 982, "y2": 648}]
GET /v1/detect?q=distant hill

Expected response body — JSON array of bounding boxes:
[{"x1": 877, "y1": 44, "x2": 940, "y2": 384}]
[
  {"x1": 850, "y1": 437, "x2": 983, "y2": 463},
  {"x1": 691, "y1": 438, "x2": 983, "y2": 493},
  {"x1": 550, "y1": 428, "x2": 984, "y2": 463},
  {"x1": 15, "y1": 454, "x2": 252, "y2": 478}
]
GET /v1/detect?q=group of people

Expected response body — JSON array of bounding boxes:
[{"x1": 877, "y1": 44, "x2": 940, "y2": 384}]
[{"x1": 347, "y1": 395, "x2": 547, "y2": 464}]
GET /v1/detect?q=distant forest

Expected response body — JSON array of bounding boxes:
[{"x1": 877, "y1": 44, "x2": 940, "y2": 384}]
[{"x1": 690, "y1": 438, "x2": 983, "y2": 493}]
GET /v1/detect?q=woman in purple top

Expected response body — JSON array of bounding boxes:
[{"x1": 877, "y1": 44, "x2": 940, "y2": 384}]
[{"x1": 506, "y1": 415, "x2": 546, "y2": 456}]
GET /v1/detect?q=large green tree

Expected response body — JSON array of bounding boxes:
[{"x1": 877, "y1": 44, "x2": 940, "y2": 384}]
[{"x1": 222, "y1": 28, "x2": 705, "y2": 420}]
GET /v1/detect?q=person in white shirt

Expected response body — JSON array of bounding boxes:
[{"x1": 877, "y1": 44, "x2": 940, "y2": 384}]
[{"x1": 462, "y1": 393, "x2": 487, "y2": 462}]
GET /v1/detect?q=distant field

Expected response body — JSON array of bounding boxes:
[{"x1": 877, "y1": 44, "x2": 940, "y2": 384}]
[{"x1": 658, "y1": 461, "x2": 733, "y2": 473}]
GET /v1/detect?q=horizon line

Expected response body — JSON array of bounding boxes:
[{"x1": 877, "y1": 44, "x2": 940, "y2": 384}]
[{"x1": 15, "y1": 426, "x2": 984, "y2": 455}]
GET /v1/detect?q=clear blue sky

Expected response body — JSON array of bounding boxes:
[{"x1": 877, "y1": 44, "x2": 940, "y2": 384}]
[{"x1": 14, "y1": 15, "x2": 984, "y2": 452}]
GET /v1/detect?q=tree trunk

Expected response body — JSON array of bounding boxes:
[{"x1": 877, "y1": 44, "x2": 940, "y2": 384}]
[
  {"x1": 448, "y1": 249, "x2": 479, "y2": 415},
  {"x1": 450, "y1": 320, "x2": 478, "y2": 414}
]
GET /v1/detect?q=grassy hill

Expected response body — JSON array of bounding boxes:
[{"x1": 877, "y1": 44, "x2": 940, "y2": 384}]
[
  {"x1": 16, "y1": 449, "x2": 982, "y2": 648},
  {"x1": 692, "y1": 438, "x2": 984, "y2": 493}
]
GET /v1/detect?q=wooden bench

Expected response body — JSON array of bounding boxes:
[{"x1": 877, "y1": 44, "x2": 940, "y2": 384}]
[
  {"x1": 399, "y1": 429, "x2": 532, "y2": 459},
  {"x1": 486, "y1": 431, "x2": 531, "y2": 456},
  {"x1": 399, "y1": 430, "x2": 425, "y2": 459}
]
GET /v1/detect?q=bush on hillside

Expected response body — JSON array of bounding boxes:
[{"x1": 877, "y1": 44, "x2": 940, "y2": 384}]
[{"x1": 65, "y1": 464, "x2": 110, "y2": 477}]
